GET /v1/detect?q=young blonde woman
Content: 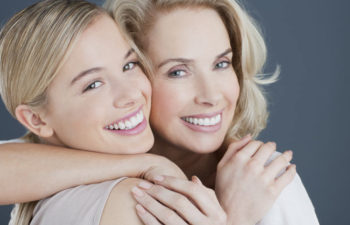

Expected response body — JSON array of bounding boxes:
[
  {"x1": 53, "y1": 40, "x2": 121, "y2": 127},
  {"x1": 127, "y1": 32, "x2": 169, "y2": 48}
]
[{"x1": 0, "y1": 0, "x2": 305, "y2": 224}]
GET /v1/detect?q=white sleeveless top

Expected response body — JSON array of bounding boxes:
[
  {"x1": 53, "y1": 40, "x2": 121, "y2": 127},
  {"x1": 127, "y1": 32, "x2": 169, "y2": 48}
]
[{"x1": 30, "y1": 178, "x2": 126, "y2": 225}]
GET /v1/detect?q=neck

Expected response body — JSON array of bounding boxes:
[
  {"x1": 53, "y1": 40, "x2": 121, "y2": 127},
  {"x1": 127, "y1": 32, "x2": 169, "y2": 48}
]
[{"x1": 150, "y1": 133, "x2": 221, "y2": 188}]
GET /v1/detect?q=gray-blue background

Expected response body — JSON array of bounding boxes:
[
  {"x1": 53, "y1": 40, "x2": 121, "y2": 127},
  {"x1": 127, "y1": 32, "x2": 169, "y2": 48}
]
[{"x1": 0, "y1": 0, "x2": 349, "y2": 224}]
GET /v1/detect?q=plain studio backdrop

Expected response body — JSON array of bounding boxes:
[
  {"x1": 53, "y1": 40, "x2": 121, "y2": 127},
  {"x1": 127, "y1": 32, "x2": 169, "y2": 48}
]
[{"x1": 0, "y1": 0, "x2": 349, "y2": 224}]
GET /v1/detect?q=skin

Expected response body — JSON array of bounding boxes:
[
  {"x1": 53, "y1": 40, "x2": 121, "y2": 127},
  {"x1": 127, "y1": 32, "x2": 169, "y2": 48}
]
[
  {"x1": 32, "y1": 16, "x2": 154, "y2": 154},
  {"x1": 130, "y1": 7, "x2": 296, "y2": 225}
]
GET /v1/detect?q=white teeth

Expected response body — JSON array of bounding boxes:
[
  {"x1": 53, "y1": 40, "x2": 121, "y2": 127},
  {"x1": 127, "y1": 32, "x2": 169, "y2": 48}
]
[
  {"x1": 106, "y1": 110, "x2": 144, "y2": 130},
  {"x1": 198, "y1": 118, "x2": 204, "y2": 125},
  {"x1": 182, "y1": 114, "x2": 221, "y2": 126},
  {"x1": 125, "y1": 120, "x2": 132, "y2": 129},
  {"x1": 118, "y1": 121, "x2": 126, "y2": 130}
]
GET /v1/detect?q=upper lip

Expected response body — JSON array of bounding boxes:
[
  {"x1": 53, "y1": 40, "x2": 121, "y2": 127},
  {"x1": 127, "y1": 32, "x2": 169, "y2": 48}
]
[
  {"x1": 181, "y1": 109, "x2": 224, "y2": 119},
  {"x1": 105, "y1": 105, "x2": 143, "y2": 127}
]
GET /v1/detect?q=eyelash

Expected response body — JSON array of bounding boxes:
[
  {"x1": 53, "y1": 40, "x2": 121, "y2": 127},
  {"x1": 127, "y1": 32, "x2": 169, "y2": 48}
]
[
  {"x1": 167, "y1": 64, "x2": 189, "y2": 78},
  {"x1": 167, "y1": 59, "x2": 231, "y2": 78},
  {"x1": 215, "y1": 60, "x2": 231, "y2": 69},
  {"x1": 83, "y1": 81, "x2": 103, "y2": 92},
  {"x1": 123, "y1": 61, "x2": 139, "y2": 72}
]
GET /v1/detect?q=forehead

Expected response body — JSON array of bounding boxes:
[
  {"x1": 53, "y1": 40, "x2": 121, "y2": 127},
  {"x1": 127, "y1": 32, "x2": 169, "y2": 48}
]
[
  {"x1": 51, "y1": 15, "x2": 130, "y2": 86},
  {"x1": 147, "y1": 7, "x2": 231, "y2": 60}
]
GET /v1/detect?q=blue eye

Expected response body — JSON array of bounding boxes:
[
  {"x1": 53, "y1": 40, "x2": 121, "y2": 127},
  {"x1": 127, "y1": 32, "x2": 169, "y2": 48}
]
[
  {"x1": 215, "y1": 61, "x2": 230, "y2": 69},
  {"x1": 123, "y1": 61, "x2": 139, "y2": 72},
  {"x1": 84, "y1": 81, "x2": 102, "y2": 92},
  {"x1": 168, "y1": 70, "x2": 186, "y2": 78}
]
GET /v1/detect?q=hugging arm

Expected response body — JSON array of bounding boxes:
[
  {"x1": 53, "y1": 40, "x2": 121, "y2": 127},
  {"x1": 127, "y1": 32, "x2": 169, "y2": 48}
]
[{"x1": 0, "y1": 142, "x2": 186, "y2": 205}]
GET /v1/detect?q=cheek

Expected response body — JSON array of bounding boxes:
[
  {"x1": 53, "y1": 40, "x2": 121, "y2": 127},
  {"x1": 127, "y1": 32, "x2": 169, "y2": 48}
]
[
  {"x1": 151, "y1": 84, "x2": 174, "y2": 118},
  {"x1": 150, "y1": 81, "x2": 187, "y2": 122},
  {"x1": 53, "y1": 97, "x2": 105, "y2": 129}
]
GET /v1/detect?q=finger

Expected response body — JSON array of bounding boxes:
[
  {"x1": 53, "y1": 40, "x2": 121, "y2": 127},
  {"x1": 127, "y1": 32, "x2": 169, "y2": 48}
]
[
  {"x1": 139, "y1": 181, "x2": 204, "y2": 224},
  {"x1": 251, "y1": 142, "x2": 276, "y2": 165},
  {"x1": 135, "y1": 204, "x2": 162, "y2": 225},
  {"x1": 151, "y1": 176, "x2": 221, "y2": 216},
  {"x1": 131, "y1": 186, "x2": 188, "y2": 225},
  {"x1": 265, "y1": 150, "x2": 293, "y2": 179},
  {"x1": 274, "y1": 164, "x2": 297, "y2": 193},
  {"x1": 236, "y1": 140, "x2": 264, "y2": 159},
  {"x1": 191, "y1": 175, "x2": 202, "y2": 185},
  {"x1": 219, "y1": 134, "x2": 252, "y2": 166}
]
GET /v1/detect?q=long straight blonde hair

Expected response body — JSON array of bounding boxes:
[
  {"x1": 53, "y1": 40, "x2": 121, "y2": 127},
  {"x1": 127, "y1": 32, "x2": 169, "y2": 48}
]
[
  {"x1": 104, "y1": 0, "x2": 279, "y2": 141},
  {"x1": 0, "y1": 1, "x2": 106, "y2": 224}
]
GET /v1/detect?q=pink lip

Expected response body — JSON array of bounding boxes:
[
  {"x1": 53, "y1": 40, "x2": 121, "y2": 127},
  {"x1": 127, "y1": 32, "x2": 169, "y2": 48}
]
[
  {"x1": 180, "y1": 109, "x2": 223, "y2": 133},
  {"x1": 105, "y1": 106, "x2": 143, "y2": 128},
  {"x1": 181, "y1": 109, "x2": 224, "y2": 119}
]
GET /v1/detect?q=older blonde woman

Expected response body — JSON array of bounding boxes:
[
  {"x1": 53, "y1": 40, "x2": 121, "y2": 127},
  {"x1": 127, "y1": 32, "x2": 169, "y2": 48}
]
[{"x1": 104, "y1": 0, "x2": 319, "y2": 224}]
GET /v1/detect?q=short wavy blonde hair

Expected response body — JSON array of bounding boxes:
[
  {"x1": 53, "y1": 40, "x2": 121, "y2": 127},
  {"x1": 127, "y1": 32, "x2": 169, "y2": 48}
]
[{"x1": 105, "y1": 0, "x2": 278, "y2": 140}]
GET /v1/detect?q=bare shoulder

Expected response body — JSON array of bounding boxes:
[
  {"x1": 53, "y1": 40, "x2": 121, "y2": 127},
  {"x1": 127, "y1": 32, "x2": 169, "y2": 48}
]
[{"x1": 100, "y1": 178, "x2": 144, "y2": 225}]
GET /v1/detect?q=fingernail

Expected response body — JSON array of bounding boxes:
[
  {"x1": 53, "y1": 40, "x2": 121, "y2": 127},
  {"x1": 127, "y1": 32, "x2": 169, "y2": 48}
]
[
  {"x1": 136, "y1": 204, "x2": 146, "y2": 214},
  {"x1": 132, "y1": 186, "x2": 144, "y2": 197},
  {"x1": 153, "y1": 175, "x2": 164, "y2": 182},
  {"x1": 138, "y1": 181, "x2": 152, "y2": 189}
]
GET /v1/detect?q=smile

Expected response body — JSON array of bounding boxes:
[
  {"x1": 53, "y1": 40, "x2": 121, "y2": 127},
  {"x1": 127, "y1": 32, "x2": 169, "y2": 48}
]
[
  {"x1": 181, "y1": 114, "x2": 221, "y2": 126},
  {"x1": 105, "y1": 107, "x2": 144, "y2": 131},
  {"x1": 180, "y1": 110, "x2": 223, "y2": 133}
]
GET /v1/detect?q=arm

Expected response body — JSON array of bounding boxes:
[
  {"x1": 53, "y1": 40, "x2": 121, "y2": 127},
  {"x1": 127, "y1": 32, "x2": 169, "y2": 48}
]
[
  {"x1": 0, "y1": 142, "x2": 186, "y2": 205},
  {"x1": 100, "y1": 178, "x2": 146, "y2": 225}
]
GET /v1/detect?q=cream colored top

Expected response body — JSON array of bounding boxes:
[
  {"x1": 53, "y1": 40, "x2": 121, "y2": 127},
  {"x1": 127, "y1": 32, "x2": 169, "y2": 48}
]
[{"x1": 30, "y1": 178, "x2": 126, "y2": 225}]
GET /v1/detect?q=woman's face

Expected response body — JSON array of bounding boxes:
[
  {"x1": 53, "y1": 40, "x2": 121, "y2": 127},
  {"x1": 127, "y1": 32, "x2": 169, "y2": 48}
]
[
  {"x1": 41, "y1": 15, "x2": 154, "y2": 154},
  {"x1": 147, "y1": 8, "x2": 240, "y2": 153}
]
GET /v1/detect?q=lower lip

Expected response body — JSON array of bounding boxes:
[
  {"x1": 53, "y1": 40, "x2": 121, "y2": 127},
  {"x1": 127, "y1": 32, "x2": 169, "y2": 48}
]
[
  {"x1": 181, "y1": 118, "x2": 222, "y2": 133},
  {"x1": 106, "y1": 117, "x2": 147, "y2": 136}
]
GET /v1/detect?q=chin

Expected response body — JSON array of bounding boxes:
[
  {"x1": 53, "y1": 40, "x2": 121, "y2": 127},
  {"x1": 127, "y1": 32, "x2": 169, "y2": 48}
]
[{"x1": 184, "y1": 140, "x2": 223, "y2": 154}]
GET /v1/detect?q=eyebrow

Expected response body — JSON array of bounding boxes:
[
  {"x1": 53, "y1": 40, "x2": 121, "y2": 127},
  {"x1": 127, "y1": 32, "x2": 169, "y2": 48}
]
[
  {"x1": 216, "y1": 48, "x2": 232, "y2": 59},
  {"x1": 70, "y1": 48, "x2": 135, "y2": 85},
  {"x1": 157, "y1": 48, "x2": 233, "y2": 69}
]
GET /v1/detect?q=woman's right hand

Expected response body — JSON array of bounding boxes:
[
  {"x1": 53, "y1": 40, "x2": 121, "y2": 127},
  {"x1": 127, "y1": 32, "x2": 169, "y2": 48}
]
[
  {"x1": 215, "y1": 135, "x2": 297, "y2": 225},
  {"x1": 131, "y1": 175, "x2": 227, "y2": 225}
]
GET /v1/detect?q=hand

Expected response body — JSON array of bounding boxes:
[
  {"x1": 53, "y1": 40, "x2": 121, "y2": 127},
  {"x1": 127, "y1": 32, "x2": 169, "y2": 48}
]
[
  {"x1": 131, "y1": 176, "x2": 227, "y2": 225},
  {"x1": 141, "y1": 154, "x2": 188, "y2": 181},
  {"x1": 216, "y1": 135, "x2": 296, "y2": 225}
]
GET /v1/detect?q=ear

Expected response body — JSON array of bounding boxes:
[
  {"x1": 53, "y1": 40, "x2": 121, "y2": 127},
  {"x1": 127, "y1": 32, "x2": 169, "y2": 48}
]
[{"x1": 15, "y1": 104, "x2": 54, "y2": 138}]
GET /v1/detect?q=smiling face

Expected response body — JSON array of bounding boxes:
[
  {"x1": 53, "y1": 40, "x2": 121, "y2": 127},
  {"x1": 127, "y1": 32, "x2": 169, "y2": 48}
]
[
  {"x1": 146, "y1": 7, "x2": 240, "y2": 153},
  {"x1": 41, "y1": 15, "x2": 154, "y2": 154}
]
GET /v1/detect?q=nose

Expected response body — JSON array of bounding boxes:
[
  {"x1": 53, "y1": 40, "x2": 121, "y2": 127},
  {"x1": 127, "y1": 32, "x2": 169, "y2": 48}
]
[
  {"x1": 112, "y1": 81, "x2": 142, "y2": 108},
  {"x1": 194, "y1": 74, "x2": 222, "y2": 106}
]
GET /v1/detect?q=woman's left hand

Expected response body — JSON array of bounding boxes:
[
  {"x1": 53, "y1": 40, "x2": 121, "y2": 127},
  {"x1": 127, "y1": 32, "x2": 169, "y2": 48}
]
[{"x1": 131, "y1": 175, "x2": 227, "y2": 225}]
